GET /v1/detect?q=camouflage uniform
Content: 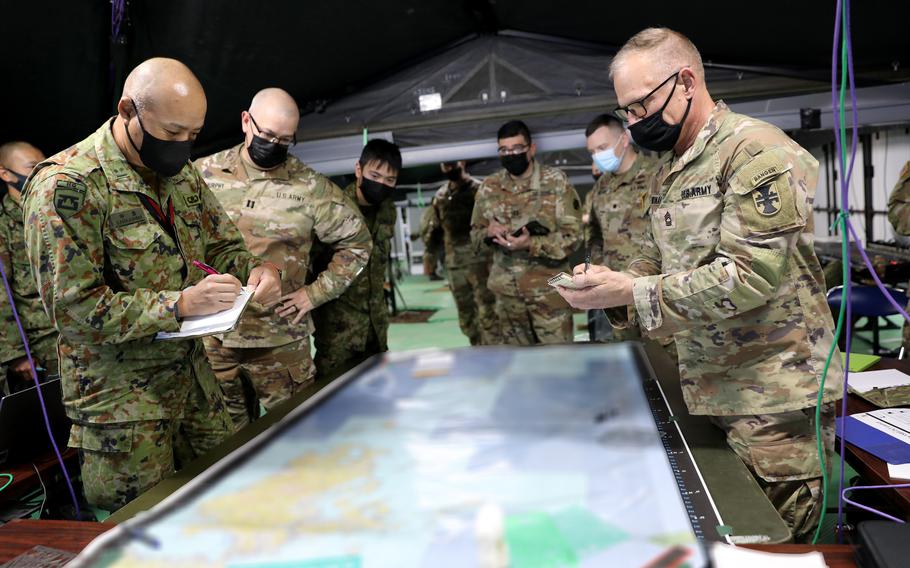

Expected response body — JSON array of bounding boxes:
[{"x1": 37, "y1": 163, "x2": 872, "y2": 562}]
[
  {"x1": 195, "y1": 146, "x2": 371, "y2": 430},
  {"x1": 311, "y1": 183, "x2": 396, "y2": 382},
  {"x1": 22, "y1": 119, "x2": 261, "y2": 511},
  {"x1": 434, "y1": 178, "x2": 499, "y2": 345},
  {"x1": 0, "y1": 192, "x2": 58, "y2": 390},
  {"x1": 418, "y1": 199, "x2": 443, "y2": 278},
  {"x1": 615, "y1": 101, "x2": 844, "y2": 540},
  {"x1": 471, "y1": 161, "x2": 582, "y2": 345},
  {"x1": 585, "y1": 154, "x2": 676, "y2": 359},
  {"x1": 886, "y1": 161, "x2": 910, "y2": 349}
]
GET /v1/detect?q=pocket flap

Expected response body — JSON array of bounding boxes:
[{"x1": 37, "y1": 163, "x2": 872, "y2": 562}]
[
  {"x1": 71, "y1": 424, "x2": 134, "y2": 453},
  {"x1": 748, "y1": 436, "x2": 821, "y2": 482}
]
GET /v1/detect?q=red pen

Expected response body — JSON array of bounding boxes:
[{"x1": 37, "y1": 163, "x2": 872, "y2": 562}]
[{"x1": 192, "y1": 260, "x2": 220, "y2": 275}]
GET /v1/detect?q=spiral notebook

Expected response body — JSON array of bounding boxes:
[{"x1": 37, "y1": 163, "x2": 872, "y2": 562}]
[{"x1": 155, "y1": 287, "x2": 254, "y2": 340}]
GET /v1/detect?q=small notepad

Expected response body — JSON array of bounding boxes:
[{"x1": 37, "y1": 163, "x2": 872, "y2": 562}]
[{"x1": 155, "y1": 287, "x2": 255, "y2": 340}]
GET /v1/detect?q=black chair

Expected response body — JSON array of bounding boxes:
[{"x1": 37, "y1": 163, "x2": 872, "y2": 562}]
[{"x1": 826, "y1": 285, "x2": 909, "y2": 356}]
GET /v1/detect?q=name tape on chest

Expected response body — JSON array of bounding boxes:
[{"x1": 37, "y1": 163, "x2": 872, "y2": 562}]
[
  {"x1": 680, "y1": 184, "x2": 715, "y2": 200},
  {"x1": 109, "y1": 207, "x2": 147, "y2": 229}
]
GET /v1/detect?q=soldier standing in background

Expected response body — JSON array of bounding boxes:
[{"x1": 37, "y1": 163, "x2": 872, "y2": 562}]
[
  {"x1": 471, "y1": 120, "x2": 582, "y2": 345},
  {"x1": 311, "y1": 140, "x2": 401, "y2": 382},
  {"x1": 196, "y1": 88, "x2": 372, "y2": 430},
  {"x1": 887, "y1": 160, "x2": 910, "y2": 352},
  {"x1": 0, "y1": 141, "x2": 58, "y2": 392}
]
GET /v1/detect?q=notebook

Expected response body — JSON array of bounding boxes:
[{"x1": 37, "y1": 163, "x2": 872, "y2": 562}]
[{"x1": 155, "y1": 287, "x2": 255, "y2": 340}]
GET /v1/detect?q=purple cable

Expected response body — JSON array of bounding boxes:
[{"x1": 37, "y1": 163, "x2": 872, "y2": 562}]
[
  {"x1": 0, "y1": 258, "x2": 81, "y2": 518},
  {"x1": 842, "y1": 484, "x2": 910, "y2": 524},
  {"x1": 834, "y1": 0, "x2": 910, "y2": 537}
]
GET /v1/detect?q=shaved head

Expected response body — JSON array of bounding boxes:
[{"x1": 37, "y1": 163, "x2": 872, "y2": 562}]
[
  {"x1": 609, "y1": 27, "x2": 704, "y2": 81},
  {"x1": 0, "y1": 141, "x2": 44, "y2": 197},
  {"x1": 0, "y1": 141, "x2": 40, "y2": 168},
  {"x1": 122, "y1": 57, "x2": 206, "y2": 115},
  {"x1": 241, "y1": 88, "x2": 299, "y2": 167},
  {"x1": 249, "y1": 88, "x2": 299, "y2": 122}
]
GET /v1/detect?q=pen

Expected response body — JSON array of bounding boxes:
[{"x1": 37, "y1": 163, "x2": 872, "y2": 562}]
[
  {"x1": 584, "y1": 250, "x2": 591, "y2": 274},
  {"x1": 192, "y1": 260, "x2": 220, "y2": 275}
]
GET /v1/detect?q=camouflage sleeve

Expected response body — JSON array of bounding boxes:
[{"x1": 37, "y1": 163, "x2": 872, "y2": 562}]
[
  {"x1": 887, "y1": 161, "x2": 910, "y2": 236},
  {"x1": 419, "y1": 199, "x2": 440, "y2": 244},
  {"x1": 304, "y1": 183, "x2": 373, "y2": 308},
  {"x1": 631, "y1": 145, "x2": 813, "y2": 338},
  {"x1": 22, "y1": 172, "x2": 182, "y2": 344},
  {"x1": 0, "y1": 242, "x2": 26, "y2": 365},
  {"x1": 194, "y1": 171, "x2": 259, "y2": 281},
  {"x1": 528, "y1": 177, "x2": 582, "y2": 260},
  {"x1": 470, "y1": 180, "x2": 493, "y2": 253}
]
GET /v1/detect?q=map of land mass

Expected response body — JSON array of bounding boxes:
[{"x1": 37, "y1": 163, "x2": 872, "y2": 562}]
[{"x1": 82, "y1": 344, "x2": 707, "y2": 567}]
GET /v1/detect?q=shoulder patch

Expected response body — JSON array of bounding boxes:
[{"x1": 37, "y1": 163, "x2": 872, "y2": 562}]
[
  {"x1": 54, "y1": 179, "x2": 87, "y2": 218},
  {"x1": 752, "y1": 184, "x2": 782, "y2": 216}
]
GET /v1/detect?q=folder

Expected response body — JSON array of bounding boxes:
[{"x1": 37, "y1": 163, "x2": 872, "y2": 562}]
[{"x1": 836, "y1": 414, "x2": 910, "y2": 464}]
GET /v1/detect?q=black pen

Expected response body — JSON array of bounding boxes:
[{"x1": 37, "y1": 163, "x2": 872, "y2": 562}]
[{"x1": 584, "y1": 249, "x2": 591, "y2": 274}]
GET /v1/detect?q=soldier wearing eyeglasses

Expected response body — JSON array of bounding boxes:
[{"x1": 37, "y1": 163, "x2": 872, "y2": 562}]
[
  {"x1": 557, "y1": 28, "x2": 842, "y2": 540},
  {"x1": 196, "y1": 88, "x2": 372, "y2": 430},
  {"x1": 471, "y1": 120, "x2": 582, "y2": 345}
]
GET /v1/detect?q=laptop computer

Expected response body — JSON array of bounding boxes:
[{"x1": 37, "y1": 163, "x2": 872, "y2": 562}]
[{"x1": 0, "y1": 378, "x2": 71, "y2": 466}]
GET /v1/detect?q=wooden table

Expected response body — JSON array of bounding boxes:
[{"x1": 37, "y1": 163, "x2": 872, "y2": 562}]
[
  {"x1": 0, "y1": 521, "x2": 859, "y2": 567},
  {"x1": 0, "y1": 448, "x2": 79, "y2": 505},
  {"x1": 839, "y1": 357, "x2": 910, "y2": 518},
  {"x1": 0, "y1": 519, "x2": 111, "y2": 562}
]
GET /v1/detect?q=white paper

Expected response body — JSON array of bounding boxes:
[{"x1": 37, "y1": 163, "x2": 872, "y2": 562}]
[
  {"x1": 710, "y1": 543, "x2": 828, "y2": 568},
  {"x1": 848, "y1": 369, "x2": 910, "y2": 393},
  {"x1": 852, "y1": 408, "x2": 910, "y2": 445},
  {"x1": 156, "y1": 287, "x2": 254, "y2": 340},
  {"x1": 887, "y1": 462, "x2": 910, "y2": 480}
]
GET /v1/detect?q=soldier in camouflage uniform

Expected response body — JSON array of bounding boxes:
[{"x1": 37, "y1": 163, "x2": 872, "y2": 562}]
[
  {"x1": 0, "y1": 142, "x2": 58, "y2": 393},
  {"x1": 433, "y1": 161, "x2": 499, "y2": 345},
  {"x1": 584, "y1": 115, "x2": 673, "y2": 352},
  {"x1": 311, "y1": 140, "x2": 401, "y2": 382},
  {"x1": 418, "y1": 199, "x2": 444, "y2": 280},
  {"x1": 196, "y1": 89, "x2": 372, "y2": 430},
  {"x1": 887, "y1": 160, "x2": 910, "y2": 351},
  {"x1": 558, "y1": 29, "x2": 843, "y2": 540},
  {"x1": 21, "y1": 58, "x2": 282, "y2": 511},
  {"x1": 471, "y1": 120, "x2": 582, "y2": 345}
]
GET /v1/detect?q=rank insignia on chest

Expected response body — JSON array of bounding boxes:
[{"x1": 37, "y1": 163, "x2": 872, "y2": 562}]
[
  {"x1": 753, "y1": 184, "x2": 782, "y2": 216},
  {"x1": 663, "y1": 210, "x2": 674, "y2": 227},
  {"x1": 184, "y1": 194, "x2": 201, "y2": 208}
]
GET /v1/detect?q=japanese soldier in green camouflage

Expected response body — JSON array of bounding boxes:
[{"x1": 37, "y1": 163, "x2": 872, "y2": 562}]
[
  {"x1": 196, "y1": 89, "x2": 372, "y2": 430},
  {"x1": 22, "y1": 58, "x2": 282, "y2": 511},
  {"x1": 434, "y1": 161, "x2": 499, "y2": 345},
  {"x1": 418, "y1": 197, "x2": 444, "y2": 280},
  {"x1": 471, "y1": 121, "x2": 582, "y2": 345},
  {"x1": 311, "y1": 140, "x2": 401, "y2": 382},
  {"x1": 0, "y1": 142, "x2": 58, "y2": 393},
  {"x1": 558, "y1": 29, "x2": 843, "y2": 540}
]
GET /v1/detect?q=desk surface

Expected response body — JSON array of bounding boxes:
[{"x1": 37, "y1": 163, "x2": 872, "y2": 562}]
[
  {"x1": 0, "y1": 448, "x2": 78, "y2": 505},
  {"x1": 840, "y1": 357, "x2": 910, "y2": 518}
]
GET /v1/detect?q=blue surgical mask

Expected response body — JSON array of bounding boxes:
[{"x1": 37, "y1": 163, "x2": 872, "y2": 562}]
[{"x1": 592, "y1": 138, "x2": 628, "y2": 174}]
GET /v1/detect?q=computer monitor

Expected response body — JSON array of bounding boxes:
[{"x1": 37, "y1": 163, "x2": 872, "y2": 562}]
[{"x1": 0, "y1": 378, "x2": 70, "y2": 466}]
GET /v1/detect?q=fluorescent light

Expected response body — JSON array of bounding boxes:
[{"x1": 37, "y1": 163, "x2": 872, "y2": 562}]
[{"x1": 418, "y1": 93, "x2": 442, "y2": 112}]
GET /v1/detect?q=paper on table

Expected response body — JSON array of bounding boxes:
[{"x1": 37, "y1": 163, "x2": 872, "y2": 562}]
[
  {"x1": 852, "y1": 408, "x2": 910, "y2": 446},
  {"x1": 848, "y1": 369, "x2": 910, "y2": 393},
  {"x1": 155, "y1": 286, "x2": 254, "y2": 340},
  {"x1": 710, "y1": 543, "x2": 828, "y2": 567},
  {"x1": 887, "y1": 462, "x2": 910, "y2": 480}
]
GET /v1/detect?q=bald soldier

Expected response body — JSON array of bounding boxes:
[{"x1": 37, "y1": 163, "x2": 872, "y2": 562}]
[
  {"x1": 471, "y1": 120, "x2": 582, "y2": 345},
  {"x1": 0, "y1": 142, "x2": 58, "y2": 393},
  {"x1": 558, "y1": 28, "x2": 843, "y2": 540},
  {"x1": 887, "y1": 161, "x2": 910, "y2": 351},
  {"x1": 196, "y1": 89, "x2": 372, "y2": 430},
  {"x1": 22, "y1": 58, "x2": 281, "y2": 511}
]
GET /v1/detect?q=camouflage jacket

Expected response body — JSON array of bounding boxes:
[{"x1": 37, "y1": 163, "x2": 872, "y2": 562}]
[
  {"x1": 434, "y1": 177, "x2": 489, "y2": 269},
  {"x1": 0, "y1": 193, "x2": 57, "y2": 367},
  {"x1": 470, "y1": 161, "x2": 582, "y2": 296},
  {"x1": 887, "y1": 161, "x2": 910, "y2": 236},
  {"x1": 195, "y1": 145, "x2": 372, "y2": 348},
  {"x1": 625, "y1": 101, "x2": 843, "y2": 415},
  {"x1": 585, "y1": 153, "x2": 661, "y2": 271},
  {"x1": 22, "y1": 119, "x2": 260, "y2": 423},
  {"x1": 311, "y1": 182, "x2": 396, "y2": 350}
]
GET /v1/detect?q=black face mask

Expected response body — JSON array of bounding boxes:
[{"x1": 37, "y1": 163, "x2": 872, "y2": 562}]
[
  {"x1": 444, "y1": 167, "x2": 462, "y2": 182},
  {"x1": 500, "y1": 153, "x2": 530, "y2": 177},
  {"x1": 360, "y1": 177, "x2": 392, "y2": 206},
  {"x1": 628, "y1": 79, "x2": 692, "y2": 153},
  {"x1": 126, "y1": 100, "x2": 194, "y2": 177},
  {"x1": 7, "y1": 171, "x2": 28, "y2": 193},
  {"x1": 248, "y1": 135, "x2": 289, "y2": 169}
]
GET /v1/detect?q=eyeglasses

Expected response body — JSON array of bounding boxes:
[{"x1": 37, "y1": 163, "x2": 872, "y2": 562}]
[
  {"x1": 249, "y1": 113, "x2": 296, "y2": 146},
  {"x1": 613, "y1": 71, "x2": 681, "y2": 121},
  {"x1": 497, "y1": 144, "x2": 529, "y2": 156}
]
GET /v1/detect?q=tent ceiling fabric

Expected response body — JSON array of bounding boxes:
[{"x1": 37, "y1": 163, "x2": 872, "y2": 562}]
[{"x1": 2, "y1": 0, "x2": 909, "y2": 158}]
